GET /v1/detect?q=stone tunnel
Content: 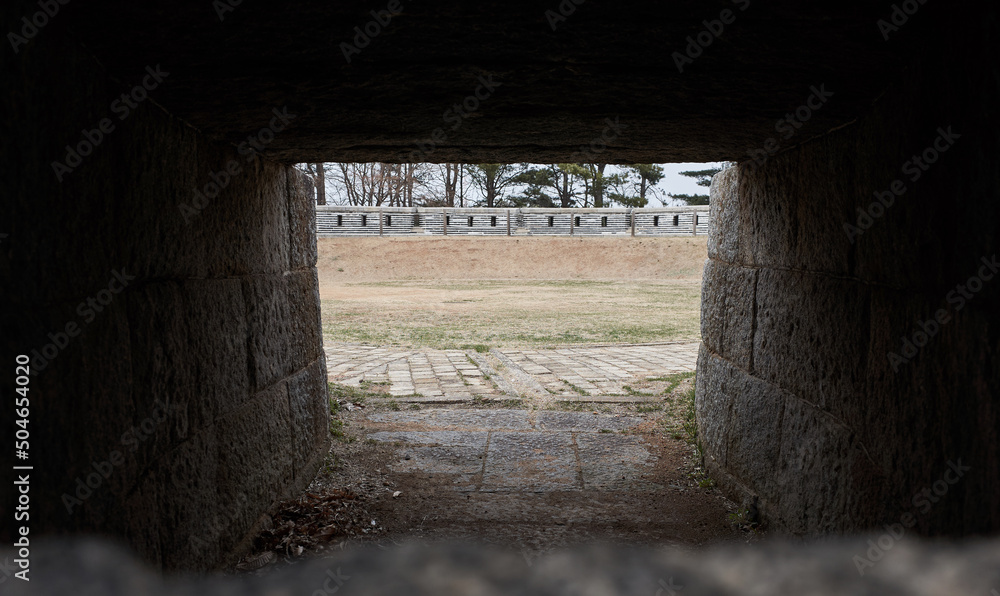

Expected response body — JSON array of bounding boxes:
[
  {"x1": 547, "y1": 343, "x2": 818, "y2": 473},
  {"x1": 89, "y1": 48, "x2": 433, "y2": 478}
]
[{"x1": 1, "y1": 0, "x2": 997, "y2": 574}]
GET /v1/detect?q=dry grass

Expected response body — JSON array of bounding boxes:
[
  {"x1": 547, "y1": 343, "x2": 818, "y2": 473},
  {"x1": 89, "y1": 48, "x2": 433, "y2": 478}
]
[
  {"x1": 321, "y1": 279, "x2": 701, "y2": 349},
  {"x1": 318, "y1": 236, "x2": 706, "y2": 349}
]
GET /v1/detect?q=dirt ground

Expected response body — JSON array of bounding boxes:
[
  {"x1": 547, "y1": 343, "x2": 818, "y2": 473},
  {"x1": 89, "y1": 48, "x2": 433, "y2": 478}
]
[{"x1": 237, "y1": 378, "x2": 752, "y2": 573}]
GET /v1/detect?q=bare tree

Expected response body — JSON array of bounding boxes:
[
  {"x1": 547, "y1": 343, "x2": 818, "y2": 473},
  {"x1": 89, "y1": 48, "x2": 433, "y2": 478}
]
[
  {"x1": 441, "y1": 163, "x2": 460, "y2": 207},
  {"x1": 296, "y1": 163, "x2": 327, "y2": 204},
  {"x1": 314, "y1": 163, "x2": 326, "y2": 204}
]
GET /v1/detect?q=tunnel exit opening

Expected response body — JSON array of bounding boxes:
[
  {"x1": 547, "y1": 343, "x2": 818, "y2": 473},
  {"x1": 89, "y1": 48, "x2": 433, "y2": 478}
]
[{"x1": 285, "y1": 160, "x2": 729, "y2": 556}]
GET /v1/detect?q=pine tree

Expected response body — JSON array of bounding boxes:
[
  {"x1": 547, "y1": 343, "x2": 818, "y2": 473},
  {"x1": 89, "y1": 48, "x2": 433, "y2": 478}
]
[{"x1": 669, "y1": 167, "x2": 721, "y2": 205}]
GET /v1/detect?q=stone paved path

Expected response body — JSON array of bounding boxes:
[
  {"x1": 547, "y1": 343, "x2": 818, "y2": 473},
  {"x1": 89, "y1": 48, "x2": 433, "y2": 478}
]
[
  {"x1": 325, "y1": 342, "x2": 700, "y2": 403},
  {"x1": 324, "y1": 346, "x2": 495, "y2": 402}
]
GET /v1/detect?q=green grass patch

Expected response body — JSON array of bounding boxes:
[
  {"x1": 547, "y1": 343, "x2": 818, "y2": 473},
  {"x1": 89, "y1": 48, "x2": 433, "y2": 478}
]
[
  {"x1": 680, "y1": 380, "x2": 698, "y2": 448},
  {"x1": 648, "y1": 371, "x2": 696, "y2": 396},
  {"x1": 634, "y1": 403, "x2": 663, "y2": 413},
  {"x1": 328, "y1": 381, "x2": 388, "y2": 404},
  {"x1": 623, "y1": 384, "x2": 654, "y2": 397},
  {"x1": 562, "y1": 380, "x2": 591, "y2": 396},
  {"x1": 329, "y1": 417, "x2": 351, "y2": 442}
]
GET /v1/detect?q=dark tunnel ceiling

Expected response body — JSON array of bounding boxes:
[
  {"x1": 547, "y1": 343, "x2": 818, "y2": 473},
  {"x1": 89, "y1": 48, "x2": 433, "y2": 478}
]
[{"x1": 62, "y1": 1, "x2": 941, "y2": 163}]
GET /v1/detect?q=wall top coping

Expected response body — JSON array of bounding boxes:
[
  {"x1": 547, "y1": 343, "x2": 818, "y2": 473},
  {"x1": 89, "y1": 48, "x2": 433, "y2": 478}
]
[{"x1": 315, "y1": 205, "x2": 710, "y2": 213}]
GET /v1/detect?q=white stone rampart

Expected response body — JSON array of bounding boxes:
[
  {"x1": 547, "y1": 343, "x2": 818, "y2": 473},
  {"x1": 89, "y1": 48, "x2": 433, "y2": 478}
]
[{"x1": 316, "y1": 206, "x2": 710, "y2": 237}]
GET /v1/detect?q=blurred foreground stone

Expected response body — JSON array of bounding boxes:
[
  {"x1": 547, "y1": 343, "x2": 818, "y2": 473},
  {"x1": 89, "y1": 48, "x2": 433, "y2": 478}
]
[{"x1": 4, "y1": 537, "x2": 999, "y2": 595}]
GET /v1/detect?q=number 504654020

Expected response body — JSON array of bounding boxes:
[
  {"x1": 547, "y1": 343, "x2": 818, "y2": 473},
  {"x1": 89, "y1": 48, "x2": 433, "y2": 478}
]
[{"x1": 15, "y1": 355, "x2": 30, "y2": 454}]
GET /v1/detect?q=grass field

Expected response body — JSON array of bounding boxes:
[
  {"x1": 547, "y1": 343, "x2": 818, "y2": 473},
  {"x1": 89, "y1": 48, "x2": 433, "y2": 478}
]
[{"x1": 320, "y1": 278, "x2": 701, "y2": 349}]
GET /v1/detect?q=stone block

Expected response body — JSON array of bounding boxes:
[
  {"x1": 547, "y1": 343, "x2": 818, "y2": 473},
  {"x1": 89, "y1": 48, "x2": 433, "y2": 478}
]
[
  {"x1": 287, "y1": 360, "x2": 330, "y2": 484},
  {"x1": 288, "y1": 169, "x2": 318, "y2": 269},
  {"x1": 752, "y1": 268, "x2": 869, "y2": 411},
  {"x1": 736, "y1": 145, "x2": 858, "y2": 275},
  {"x1": 734, "y1": 159, "x2": 799, "y2": 271},
  {"x1": 576, "y1": 434, "x2": 654, "y2": 491},
  {"x1": 242, "y1": 274, "x2": 294, "y2": 391},
  {"x1": 287, "y1": 269, "x2": 323, "y2": 371},
  {"x1": 695, "y1": 346, "x2": 735, "y2": 471},
  {"x1": 536, "y1": 411, "x2": 643, "y2": 433},
  {"x1": 216, "y1": 383, "x2": 294, "y2": 554},
  {"x1": 125, "y1": 281, "x2": 199, "y2": 457},
  {"x1": 708, "y1": 166, "x2": 741, "y2": 263},
  {"x1": 723, "y1": 370, "x2": 786, "y2": 501},
  {"x1": 855, "y1": 287, "x2": 998, "y2": 532},
  {"x1": 155, "y1": 428, "x2": 221, "y2": 571},
  {"x1": 773, "y1": 396, "x2": 870, "y2": 534},
  {"x1": 113, "y1": 107, "x2": 211, "y2": 282},
  {"x1": 754, "y1": 146, "x2": 856, "y2": 275},
  {"x1": 202, "y1": 157, "x2": 290, "y2": 277},
  {"x1": 180, "y1": 279, "x2": 250, "y2": 419},
  {"x1": 122, "y1": 471, "x2": 162, "y2": 570},
  {"x1": 369, "y1": 409, "x2": 531, "y2": 431},
  {"x1": 371, "y1": 430, "x2": 488, "y2": 488},
  {"x1": 697, "y1": 347, "x2": 785, "y2": 498},
  {"x1": 700, "y1": 260, "x2": 756, "y2": 370}
]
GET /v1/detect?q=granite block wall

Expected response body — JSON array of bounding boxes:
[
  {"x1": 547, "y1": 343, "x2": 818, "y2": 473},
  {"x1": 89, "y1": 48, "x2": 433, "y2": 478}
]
[
  {"x1": 696, "y1": 16, "x2": 999, "y2": 535},
  {"x1": 0, "y1": 25, "x2": 329, "y2": 570}
]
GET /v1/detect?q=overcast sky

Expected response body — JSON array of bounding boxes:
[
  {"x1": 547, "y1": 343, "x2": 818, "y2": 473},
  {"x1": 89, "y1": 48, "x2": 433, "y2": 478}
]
[{"x1": 647, "y1": 162, "x2": 727, "y2": 207}]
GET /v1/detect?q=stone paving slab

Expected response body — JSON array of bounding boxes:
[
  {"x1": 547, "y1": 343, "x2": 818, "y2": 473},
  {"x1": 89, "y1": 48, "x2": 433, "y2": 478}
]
[
  {"x1": 368, "y1": 410, "x2": 532, "y2": 431},
  {"x1": 326, "y1": 342, "x2": 700, "y2": 403},
  {"x1": 553, "y1": 395, "x2": 661, "y2": 403},
  {"x1": 535, "y1": 411, "x2": 644, "y2": 433},
  {"x1": 325, "y1": 345, "x2": 502, "y2": 401},
  {"x1": 496, "y1": 343, "x2": 699, "y2": 398},
  {"x1": 576, "y1": 434, "x2": 660, "y2": 491},
  {"x1": 367, "y1": 410, "x2": 657, "y2": 493},
  {"x1": 481, "y1": 432, "x2": 580, "y2": 491},
  {"x1": 368, "y1": 430, "x2": 489, "y2": 489}
]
